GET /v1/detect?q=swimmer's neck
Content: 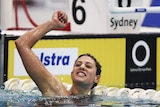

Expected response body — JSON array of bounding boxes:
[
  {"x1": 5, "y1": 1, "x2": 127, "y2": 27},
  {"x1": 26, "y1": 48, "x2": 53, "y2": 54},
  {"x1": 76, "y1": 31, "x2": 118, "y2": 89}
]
[{"x1": 69, "y1": 85, "x2": 91, "y2": 95}]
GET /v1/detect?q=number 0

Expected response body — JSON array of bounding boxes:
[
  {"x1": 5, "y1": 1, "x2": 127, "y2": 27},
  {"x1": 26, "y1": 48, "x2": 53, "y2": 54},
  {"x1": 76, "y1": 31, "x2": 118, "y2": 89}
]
[{"x1": 72, "y1": 0, "x2": 86, "y2": 24}]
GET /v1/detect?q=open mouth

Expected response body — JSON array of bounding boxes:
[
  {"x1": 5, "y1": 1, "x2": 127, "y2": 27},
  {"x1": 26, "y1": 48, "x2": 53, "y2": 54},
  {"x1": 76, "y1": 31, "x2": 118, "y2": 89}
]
[{"x1": 77, "y1": 71, "x2": 87, "y2": 77}]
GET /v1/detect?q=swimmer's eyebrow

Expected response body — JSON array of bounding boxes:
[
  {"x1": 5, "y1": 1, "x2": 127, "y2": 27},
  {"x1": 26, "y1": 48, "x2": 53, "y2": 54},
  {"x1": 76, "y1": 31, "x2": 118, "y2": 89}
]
[{"x1": 75, "y1": 60, "x2": 94, "y2": 66}]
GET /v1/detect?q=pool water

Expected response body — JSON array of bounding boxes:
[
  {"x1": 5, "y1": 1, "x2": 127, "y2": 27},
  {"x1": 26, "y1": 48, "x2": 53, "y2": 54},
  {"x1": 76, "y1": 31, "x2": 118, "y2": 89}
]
[
  {"x1": 1, "y1": 78, "x2": 160, "y2": 107},
  {"x1": 0, "y1": 89, "x2": 160, "y2": 107}
]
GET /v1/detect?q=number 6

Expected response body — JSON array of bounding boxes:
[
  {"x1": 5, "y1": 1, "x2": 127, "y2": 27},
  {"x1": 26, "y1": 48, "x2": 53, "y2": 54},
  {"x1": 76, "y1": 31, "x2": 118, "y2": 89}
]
[{"x1": 72, "y1": 0, "x2": 86, "y2": 24}]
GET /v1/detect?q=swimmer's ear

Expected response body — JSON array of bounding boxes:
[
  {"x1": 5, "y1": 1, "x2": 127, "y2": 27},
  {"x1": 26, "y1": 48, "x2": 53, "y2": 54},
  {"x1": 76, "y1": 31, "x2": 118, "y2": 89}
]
[
  {"x1": 71, "y1": 70, "x2": 74, "y2": 76},
  {"x1": 71, "y1": 70, "x2": 73, "y2": 74},
  {"x1": 94, "y1": 75, "x2": 100, "y2": 84}
]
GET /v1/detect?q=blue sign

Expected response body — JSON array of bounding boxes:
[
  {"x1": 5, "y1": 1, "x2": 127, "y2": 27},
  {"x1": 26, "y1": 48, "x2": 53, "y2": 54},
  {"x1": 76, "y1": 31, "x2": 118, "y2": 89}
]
[{"x1": 142, "y1": 0, "x2": 160, "y2": 27}]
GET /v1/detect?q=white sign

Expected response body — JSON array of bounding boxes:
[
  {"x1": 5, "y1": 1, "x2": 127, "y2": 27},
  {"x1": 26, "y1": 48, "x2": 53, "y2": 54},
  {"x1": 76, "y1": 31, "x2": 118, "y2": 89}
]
[
  {"x1": 106, "y1": 0, "x2": 143, "y2": 34},
  {"x1": 69, "y1": 0, "x2": 144, "y2": 34},
  {"x1": 69, "y1": 0, "x2": 107, "y2": 33},
  {"x1": 14, "y1": 48, "x2": 78, "y2": 76}
]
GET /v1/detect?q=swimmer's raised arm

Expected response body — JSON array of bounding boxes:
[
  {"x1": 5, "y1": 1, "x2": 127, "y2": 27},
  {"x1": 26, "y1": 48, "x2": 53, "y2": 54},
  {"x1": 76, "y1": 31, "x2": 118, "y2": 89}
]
[
  {"x1": 15, "y1": 11, "x2": 69, "y2": 96},
  {"x1": 16, "y1": 11, "x2": 68, "y2": 48}
]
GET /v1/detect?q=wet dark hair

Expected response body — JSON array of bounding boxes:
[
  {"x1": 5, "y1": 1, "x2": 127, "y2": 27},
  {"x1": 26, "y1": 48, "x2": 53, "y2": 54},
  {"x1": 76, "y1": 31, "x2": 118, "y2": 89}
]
[{"x1": 75, "y1": 53, "x2": 102, "y2": 89}]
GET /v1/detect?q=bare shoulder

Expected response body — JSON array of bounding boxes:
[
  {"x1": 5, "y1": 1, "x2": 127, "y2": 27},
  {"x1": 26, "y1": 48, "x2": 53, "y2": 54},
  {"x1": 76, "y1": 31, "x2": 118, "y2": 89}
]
[{"x1": 41, "y1": 74, "x2": 69, "y2": 96}]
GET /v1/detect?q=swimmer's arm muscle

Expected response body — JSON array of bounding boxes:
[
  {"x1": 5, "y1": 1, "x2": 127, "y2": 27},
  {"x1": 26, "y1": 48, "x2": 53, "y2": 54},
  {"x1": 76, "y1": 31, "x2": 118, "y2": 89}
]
[{"x1": 15, "y1": 11, "x2": 69, "y2": 96}]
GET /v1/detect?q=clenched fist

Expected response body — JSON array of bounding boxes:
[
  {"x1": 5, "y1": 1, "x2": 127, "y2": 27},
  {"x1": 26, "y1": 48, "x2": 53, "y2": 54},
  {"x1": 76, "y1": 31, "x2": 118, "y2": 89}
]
[{"x1": 51, "y1": 11, "x2": 68, "y2": 28}]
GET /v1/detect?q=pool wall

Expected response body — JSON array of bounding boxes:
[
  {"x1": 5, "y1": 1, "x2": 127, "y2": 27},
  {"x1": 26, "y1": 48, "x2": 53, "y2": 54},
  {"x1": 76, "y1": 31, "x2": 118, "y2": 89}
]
[{"x1": 1, "y1": 32, "x2": 160, "y2": 91}]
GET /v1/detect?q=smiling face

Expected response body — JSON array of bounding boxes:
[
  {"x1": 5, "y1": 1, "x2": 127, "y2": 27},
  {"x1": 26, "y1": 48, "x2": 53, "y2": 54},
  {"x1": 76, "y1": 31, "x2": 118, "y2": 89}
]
[{"x1": 71, "y1": 55, "x2": 100, "y2": 89}]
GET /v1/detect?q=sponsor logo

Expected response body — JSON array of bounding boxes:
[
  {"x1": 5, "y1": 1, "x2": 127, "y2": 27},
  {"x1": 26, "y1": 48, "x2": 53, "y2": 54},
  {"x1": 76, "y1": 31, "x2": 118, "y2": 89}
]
[
  {"x1": 40, "y1": 52, "x2": 70, "y2": 66},
  {"x1": 126, "y1": 36, "x2": 156, "y2": 89},
  {"x1": 130, "y1": 40, "x2": 152, "y2": 72},
  {"x1": 14, "y1": 48, "x2": 78, "y2": 76}
]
